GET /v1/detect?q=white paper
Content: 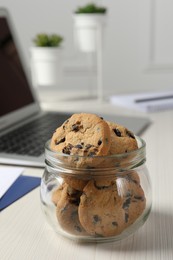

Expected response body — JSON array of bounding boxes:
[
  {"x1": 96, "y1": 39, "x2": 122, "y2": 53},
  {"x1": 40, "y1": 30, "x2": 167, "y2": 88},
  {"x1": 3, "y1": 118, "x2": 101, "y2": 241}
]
[
  {"x1": 0, "y1": 167, "x2": 23, "y2": 199},
  {"x1": 109, "y1": 90, "x2": 173, "y2": 112}
]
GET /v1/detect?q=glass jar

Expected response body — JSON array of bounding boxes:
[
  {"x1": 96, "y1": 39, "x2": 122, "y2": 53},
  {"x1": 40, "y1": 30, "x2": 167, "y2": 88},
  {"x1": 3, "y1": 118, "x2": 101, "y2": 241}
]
[{"x1": 40, "y1": 136, "x2": 152, "y2": 243}]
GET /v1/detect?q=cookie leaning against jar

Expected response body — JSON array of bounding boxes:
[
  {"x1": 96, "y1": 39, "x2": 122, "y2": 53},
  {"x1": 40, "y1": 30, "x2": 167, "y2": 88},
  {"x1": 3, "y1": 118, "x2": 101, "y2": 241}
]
[
  {"x1": 98, "y1": 121, "x2": 139, "y2": 168},
  {"x1": 107, "y1": 121, "x2": 138, "y2": 155},
  {"x1": 53, "y1": 183, "x2": 87, "y2": 236},
  {"x1": 115, "y1": 171, "x2": 146, "y2": 228}
]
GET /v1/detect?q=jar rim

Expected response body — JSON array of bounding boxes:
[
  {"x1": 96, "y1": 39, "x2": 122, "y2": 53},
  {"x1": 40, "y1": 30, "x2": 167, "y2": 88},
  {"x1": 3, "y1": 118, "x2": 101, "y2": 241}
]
[{"x1": 45, "y1": 135, "x2": 146, "y2": 159}]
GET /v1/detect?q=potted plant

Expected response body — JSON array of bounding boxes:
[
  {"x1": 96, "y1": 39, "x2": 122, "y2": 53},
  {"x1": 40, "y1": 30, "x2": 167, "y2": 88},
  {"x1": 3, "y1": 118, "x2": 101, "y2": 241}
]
[
  {"x1": 73, "y1": 3, "x2": 107, "y2": 52},
  {"x1": 30, "y1": 33, "x2": 64, "y2": 87}
]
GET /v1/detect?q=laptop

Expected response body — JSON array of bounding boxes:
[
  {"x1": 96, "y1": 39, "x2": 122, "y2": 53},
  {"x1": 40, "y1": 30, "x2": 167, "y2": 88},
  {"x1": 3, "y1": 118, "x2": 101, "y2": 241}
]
[
  {"x1": 0, "y1": 8, "x2": 72, "y2": 167},
  {"x1": 0, "y1": 8, "x2": 150, "y2": 167}
]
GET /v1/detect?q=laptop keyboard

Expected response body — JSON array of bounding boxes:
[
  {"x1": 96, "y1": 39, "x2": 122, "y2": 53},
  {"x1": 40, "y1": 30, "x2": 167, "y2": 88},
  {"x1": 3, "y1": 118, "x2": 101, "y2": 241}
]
[{"x1": 0, "y1": 113, "x2": 70, "y2": 157}]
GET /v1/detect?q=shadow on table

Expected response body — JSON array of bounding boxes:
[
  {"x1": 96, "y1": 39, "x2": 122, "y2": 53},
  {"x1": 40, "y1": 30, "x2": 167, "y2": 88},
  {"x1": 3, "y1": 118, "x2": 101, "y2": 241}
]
[{"x1": 99, "y1": 209, "x2": 173, "y2": 252}]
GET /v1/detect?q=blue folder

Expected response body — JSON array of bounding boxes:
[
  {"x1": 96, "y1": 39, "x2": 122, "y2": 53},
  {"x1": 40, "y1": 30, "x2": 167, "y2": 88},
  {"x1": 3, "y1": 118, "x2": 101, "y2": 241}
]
[{"x1": 0, "y1": 175, "x2": 41, "y2": 211}]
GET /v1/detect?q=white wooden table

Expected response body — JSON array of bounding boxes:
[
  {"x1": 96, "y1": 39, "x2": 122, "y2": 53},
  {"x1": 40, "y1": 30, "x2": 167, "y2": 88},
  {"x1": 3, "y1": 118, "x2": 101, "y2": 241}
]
[{"x1": 1, "y1": 94, "x2": 173, "y2": 260}]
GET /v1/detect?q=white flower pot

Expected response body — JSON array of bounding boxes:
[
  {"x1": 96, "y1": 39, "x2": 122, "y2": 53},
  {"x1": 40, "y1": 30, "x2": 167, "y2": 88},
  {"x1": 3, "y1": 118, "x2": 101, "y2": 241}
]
[
  {"x1": 30, "y1": 47, "x2": 63, "y2": 87},
  {"x1": 73, "y1": 14, "x2": 106, "y2": 53}
]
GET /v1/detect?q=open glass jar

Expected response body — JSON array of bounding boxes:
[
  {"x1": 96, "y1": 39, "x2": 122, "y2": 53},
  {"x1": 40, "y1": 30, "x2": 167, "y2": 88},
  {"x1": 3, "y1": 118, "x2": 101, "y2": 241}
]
[{"x1": 40, "y1": 136, "x2": 152, "y2": 243}]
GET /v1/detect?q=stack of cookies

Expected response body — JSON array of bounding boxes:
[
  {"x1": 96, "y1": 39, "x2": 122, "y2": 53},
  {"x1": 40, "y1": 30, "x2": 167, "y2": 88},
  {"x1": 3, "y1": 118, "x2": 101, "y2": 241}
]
[{"x1": 50, "y1": 113, "x2": 146, "y2": 237}]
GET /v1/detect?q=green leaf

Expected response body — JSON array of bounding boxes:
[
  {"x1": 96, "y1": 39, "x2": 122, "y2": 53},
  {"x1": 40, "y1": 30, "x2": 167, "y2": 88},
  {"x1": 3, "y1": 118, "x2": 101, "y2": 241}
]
[
  {"x1": 33, "y1": 33, "x2": 63, "y2": 47},
  {"x1": 75, "y1": 3, "x2": 107, "y2": 14}
]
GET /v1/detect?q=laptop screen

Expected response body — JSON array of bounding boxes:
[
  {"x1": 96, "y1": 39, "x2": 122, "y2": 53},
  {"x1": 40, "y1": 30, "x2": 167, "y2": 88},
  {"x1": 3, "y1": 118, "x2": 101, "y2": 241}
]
[{"x1": 0, "y1": 17, "x2": 34, "y2": 117}]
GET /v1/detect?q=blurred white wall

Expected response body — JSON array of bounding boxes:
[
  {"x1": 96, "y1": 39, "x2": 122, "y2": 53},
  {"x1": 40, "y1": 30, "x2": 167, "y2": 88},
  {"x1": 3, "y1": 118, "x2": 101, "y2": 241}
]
[{"x1": 1, "y1": 0, "x2": 173, "y2": 96}]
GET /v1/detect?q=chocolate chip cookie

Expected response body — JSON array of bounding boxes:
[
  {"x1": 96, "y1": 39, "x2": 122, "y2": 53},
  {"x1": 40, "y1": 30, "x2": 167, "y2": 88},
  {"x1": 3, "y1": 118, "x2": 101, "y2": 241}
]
[
  {"x1": 50, "y1": 113, "x2": 111, "y2": 158},
  {"x1": 78, "y1": 179, "x2": 126, "y2": 237},
  {"x1": 116, "y1": 171, "x2": 146, "y2": 227},
  {"x1": 56, "y1": 183, "x2": 87, "y2": 235},
  {"x1": 107, "y1": 121, "x2": 138, "y2": 154},
  {"x1": 78, "y1": 172, "x2": 146, "y2": 237}
]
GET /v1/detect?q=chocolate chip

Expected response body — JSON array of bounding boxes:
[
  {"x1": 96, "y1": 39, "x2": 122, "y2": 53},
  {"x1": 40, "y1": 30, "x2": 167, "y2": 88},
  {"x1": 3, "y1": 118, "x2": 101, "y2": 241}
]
[
  {"x1": 125, "y1": 213, "x2": 129, "y2": 223},
  {"x1": 93, "y1": 215, "x2": 101, "y2": 223},
  {"x1": 75, "y1": 144, "x2": 83, "y2": 149},
  {"x1": 98, "y1": 139, "x2": 102, "y2": 146},
  {"x1": 62, "y1": 143, "x2": 73, "y2": 155},
  {"x1": 100, "y1": 117, "x2": 104, "y2": 120},
  {"x1": 72, "y1": 124, "x2": 80, "y2": 132},
  {"x1": 74, "y1": 225, "x2": 82, "y2": 233},
  {"x1": 84, "y1": 144, "x2": 97, "y2": 154},
  {"x1": 62, "y1": 149, "x2": 70, "y2": 155},
  {"x1": 62, "y1": 120, "x2": 68, "y2": 129},
  {"x1": 125, "y1": 190, "x2": 132, "y2": 197},
  {"x1": 55, "y1": 137, "x2": 65, "y2": 145},
  {"x1": 134, "y1": 195, "x2": 144, "y2": 201},
  {"x1": 72, "y1": 121, "x2": 82, "y2": 132},
  {"x1": 122, "y1": 197, "x2": 131, "y2": 210},
  {"x1": 126, "y1": 129, "x2": 135, "y2": 139},
  {"x1": 71, "y1": 210, "x2": 78, "y2": 220},
  {"x1": 69, "y1": 196, "x2": 80, "y2": 206},
  {"x1": 112, "y1": 221, "x2": 118, "y2": 226},
  {"x1": 105, "y1": 137, "x2": 109, "y2": 145},
  {"x1": 85, "y1": 144, "x2": 93, "y2": 149},
  {"x1": 113, "y1": 128, "x2": 121, "y2": 137},
  {"x1": 88, "y1": 151, "x2": 96, "y2": 156}
]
